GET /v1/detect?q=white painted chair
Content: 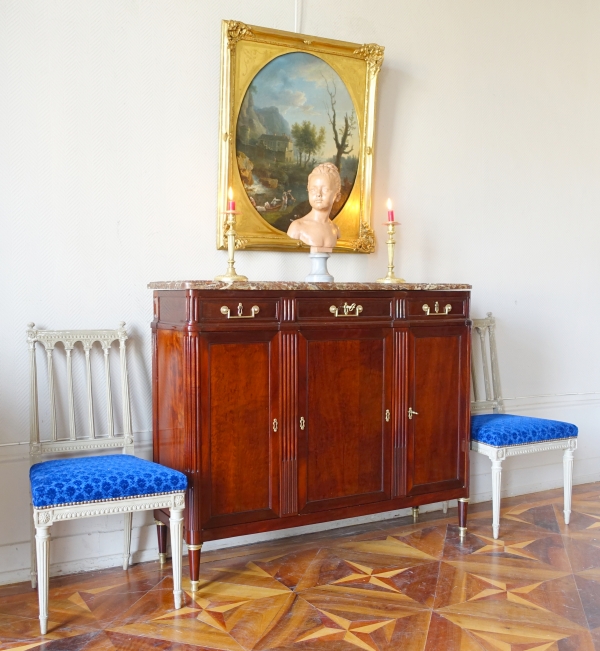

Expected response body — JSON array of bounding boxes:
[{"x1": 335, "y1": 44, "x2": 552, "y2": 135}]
[
  {"x1": 470, "y1": 313, "x2": 577, "y2": 539},
  {"x1": 28, "y1": 323, "x2": 187, "y2": 635}
]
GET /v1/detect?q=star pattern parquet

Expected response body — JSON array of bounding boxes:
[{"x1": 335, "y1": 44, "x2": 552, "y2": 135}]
[{"x1": 4, "y1": 484, "x2": 600, "y2": 649}]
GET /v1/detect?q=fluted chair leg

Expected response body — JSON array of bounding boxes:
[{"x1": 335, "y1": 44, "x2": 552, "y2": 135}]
[
  {"x1": 30, "y1": 515, "x2": 38, "y2": 589},
  {"x1": 35, "y1": 524, "x2": 51, "y2": 635},
  {"x1": 123, "y1": 512, "x2": 133, "y2": 569},
  {"x1": 170, "y1": 506, "x2": 184, "y2": 609},
  {"x1": 491, "y1": 458, "x2": 503, "y2": 539},
  {"x1": 563, "y1": 448, "x2": 574, "y2": 525}
]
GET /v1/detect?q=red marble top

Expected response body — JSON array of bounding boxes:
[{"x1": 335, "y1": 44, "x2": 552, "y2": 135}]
[{"x1": 148, "y1": 280, "x2": 471, "y2": 291}]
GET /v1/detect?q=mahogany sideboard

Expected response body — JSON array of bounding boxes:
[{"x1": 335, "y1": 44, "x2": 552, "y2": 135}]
[{"x1": 149, "y1": 280, "x2": 471, "y2": 588}]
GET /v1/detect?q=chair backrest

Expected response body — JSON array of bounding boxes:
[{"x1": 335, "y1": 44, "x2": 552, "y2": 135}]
[
  {"x1": 28, "y1": 322, "x2": 133, "y2": 462},
  {"x1": 471, "y1": 312, "x2": 506, "y2": 414}
]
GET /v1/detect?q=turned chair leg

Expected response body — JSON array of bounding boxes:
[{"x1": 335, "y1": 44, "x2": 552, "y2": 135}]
[
  {"x1": 458, "y1": 497, "x2": 469, "y2": 538},
  {"x1": 35, "y1": 524, "x2": 51, "y2": 635},
  {"x1": 563, "y1": 448, "x2": 574, "y2": 525},
  {"x1": 491, "y1": 458, "x2": 503, "y2": 539},
  {"x1": 123, "y1": 512, "x2": 133, "y2": 569},
  {"x1": 169, "y1": 506, "x2": 184, "y2": 609},
  {"x1": 188, "y1": 543, "x2": 203, "y2": 592}
]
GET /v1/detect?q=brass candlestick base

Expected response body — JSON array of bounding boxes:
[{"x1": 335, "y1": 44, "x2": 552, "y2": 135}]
[
  {"x1": 215, "y1": 210, "x2": 248, "y2": 284},
  {"x1": 377, "y1": 221, "x2": 405, "y2": 283}
]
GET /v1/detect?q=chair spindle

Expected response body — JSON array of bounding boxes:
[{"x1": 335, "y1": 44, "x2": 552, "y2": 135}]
[
  {"x1": 104, "y1": 346, "x2": 115, "y2": 438},
  {"x1": 477, "y1": 326, "x2": 493, "y2": 402},
  {"x1": 119, "y1": 327, "x2": 132, "y2": 441},
  {"x1": 487, "y1": 319, "x2": 504, "y2": 413},
  {"x1": 84, "y1": 345, "x2": 95, "y2": 439},
  {"x1": 28, "y1": 327, "x2": 39, "y2": 447},
  {"x1": 46, "y1": 347, "x2": 58, "y2": 442},
  {"x1": 66, "y1": 347, "x2": 77, "y2": 440}
]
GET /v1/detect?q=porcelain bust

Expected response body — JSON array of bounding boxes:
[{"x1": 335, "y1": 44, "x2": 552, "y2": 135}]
[{"x1": 287, "y1": 162, "x2": 341, "y2": 253}]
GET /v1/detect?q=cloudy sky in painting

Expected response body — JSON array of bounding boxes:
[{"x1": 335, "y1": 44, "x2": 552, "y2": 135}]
[{"x1": 250, "y1": 52, "x2": 357, "y2": 160}]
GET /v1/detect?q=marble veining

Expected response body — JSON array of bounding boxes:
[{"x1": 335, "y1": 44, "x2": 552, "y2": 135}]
[{"x1": 148, "y1": 280, "x2": 471, "y2": 291}]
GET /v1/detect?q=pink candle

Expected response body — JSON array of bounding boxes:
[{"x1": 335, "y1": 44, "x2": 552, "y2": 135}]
[
  {"x1": 387, "y1": 198, "x2": 394, "y2": 221},
  {"x1": 227, "y1": 187, "x2": 236, "y2": 211}
]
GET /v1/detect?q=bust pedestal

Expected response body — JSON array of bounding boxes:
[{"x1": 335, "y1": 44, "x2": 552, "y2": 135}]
[{"x1": 305, "y1": 252, "x2": 333, "y2": 282}]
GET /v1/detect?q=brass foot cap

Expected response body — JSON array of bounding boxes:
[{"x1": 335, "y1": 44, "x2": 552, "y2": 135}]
[
  {"x1": 190, "y1": 580, "x2": 200, "y2": 592},
  {"x1": 159, "y1": 553, "x2": 167, "y2": 566}
]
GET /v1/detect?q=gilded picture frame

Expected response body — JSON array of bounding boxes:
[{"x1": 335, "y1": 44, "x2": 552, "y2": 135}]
[{"x1": 217, "y1": 20, "x2": 384, "y2": 252}]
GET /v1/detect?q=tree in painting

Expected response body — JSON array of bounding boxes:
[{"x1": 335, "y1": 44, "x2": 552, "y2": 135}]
[
  {"x1": 324, "y1": 78, "x2": 357, "y2": 172},
  {"x1": 291, "y1": 121, "x2": 326, "y2": 168}
]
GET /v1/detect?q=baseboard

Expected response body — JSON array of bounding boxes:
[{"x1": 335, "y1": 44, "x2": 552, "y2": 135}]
[{"x1": 0, "y1": 547, "x2": 161, "y2": 587}]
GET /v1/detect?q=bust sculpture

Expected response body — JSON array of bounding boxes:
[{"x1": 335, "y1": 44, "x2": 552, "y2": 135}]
[
  {"x1": 286, "y1": 162, "x2": 341, "y2": 282},
  {"x1": 287, "y1": 162, "x2": 341, "y2": 253}
]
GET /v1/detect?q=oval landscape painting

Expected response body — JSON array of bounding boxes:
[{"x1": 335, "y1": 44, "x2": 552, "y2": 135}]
[{"x1": 236, "y1": 52, "x2": 359, "y2": 233}]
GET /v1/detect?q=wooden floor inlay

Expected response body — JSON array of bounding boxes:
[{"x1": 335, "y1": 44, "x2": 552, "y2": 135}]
[{"x1": 3, "y1": 483, "x2": 600, "y2": 649}]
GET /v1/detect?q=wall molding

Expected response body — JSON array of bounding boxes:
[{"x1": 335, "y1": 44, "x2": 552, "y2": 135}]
[
  {"x1": 0, "y1": 430, "x2": 153, "y2": 462},
  {"x1": 503, "y1": 393, "x2": 600, "y2": 412}
]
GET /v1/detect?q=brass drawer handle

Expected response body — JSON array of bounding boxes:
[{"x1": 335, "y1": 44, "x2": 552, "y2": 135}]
[
  {"x1": 221, "y1": 303, "x2": 260, "y2": 319},
  {"x1": 422, "y1": 302, "x2": 451, "y2": 316},
  {"x1": 329, "y1": 303, "x2": 363, "y2": 317},
  {"x1": 300, "y1": 416, "x2": 306, "y2": 430},
  {"x1": 408, "y1": 407, "x2": 419, "y2": 419}
]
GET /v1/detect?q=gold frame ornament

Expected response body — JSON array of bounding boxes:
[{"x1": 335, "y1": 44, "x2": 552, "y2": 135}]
[{"x1": 217, "y1": 20, "x2": 383, "y2": 252}]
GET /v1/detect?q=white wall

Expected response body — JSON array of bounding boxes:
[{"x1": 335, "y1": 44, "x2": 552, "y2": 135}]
[{"x1": 1, "y1": 0, "x2": 599, "y2": 584}]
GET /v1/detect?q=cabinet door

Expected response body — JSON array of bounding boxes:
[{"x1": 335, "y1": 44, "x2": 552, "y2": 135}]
[
  {"x1": 297, "y1": 327, "x2": 393, "y2": 514},
  {"x1": 405, "y1": 325, "x2": 470, "y2": 497},
  {"x1": 200, "y1": 330, "x2": 280, "y2": 529}
]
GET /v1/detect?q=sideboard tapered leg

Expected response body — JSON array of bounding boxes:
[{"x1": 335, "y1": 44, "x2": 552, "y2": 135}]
[
  {"x1": 156, "y1": 520, "x2": 168, "y2": 566},
  {"x1": 458, "y1": 497, "x2": 469, "y2": 539},
  {"x1": 188, "y1": 543, "x2": 202, "y2": 591}
]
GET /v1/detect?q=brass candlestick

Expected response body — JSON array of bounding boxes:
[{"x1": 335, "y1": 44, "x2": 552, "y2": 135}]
[
  {"x1": 215, "y1": 210, "x2": 248, "y2": 284},
  {"x1": 377, "y1": 221, "x2": 405, "y2": 283}
]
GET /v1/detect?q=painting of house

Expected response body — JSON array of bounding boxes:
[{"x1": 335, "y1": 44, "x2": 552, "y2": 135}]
[{"x1": 256, "y1": 134, "x2": 294, "y2": 163}]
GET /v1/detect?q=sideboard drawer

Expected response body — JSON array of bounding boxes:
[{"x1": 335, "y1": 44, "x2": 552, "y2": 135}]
[
  {"x1": 296, "y1": 296, "x2": 393, "y2": 322},
  {"x1": 200, "y1": 298, "x2": 279, "y2": 322},
  {"x1": 405, "y1": 294, "x2": 468, "y2": 320}
]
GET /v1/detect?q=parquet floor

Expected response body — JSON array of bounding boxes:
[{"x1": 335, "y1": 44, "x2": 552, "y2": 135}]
[{"x1": 3, "y1": 484, "x2": 600, "y2": 650}]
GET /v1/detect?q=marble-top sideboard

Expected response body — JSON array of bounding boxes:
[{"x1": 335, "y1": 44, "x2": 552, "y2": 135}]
[{"x1": 150, "y1": 280, "x2": 472, "y2": 587}]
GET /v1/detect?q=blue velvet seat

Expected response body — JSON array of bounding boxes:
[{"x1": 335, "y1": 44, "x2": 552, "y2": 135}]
[
  {"x1": 30, "y1": 455, "x2": 186, "y2": 509},
  {"x1": 471, "y1": 413, "x2": 578, "y2": 448},
  {"x1": 469, "y1": 314, "x2": 577, "y2": 539},
  {"x1": 27, "y1": 323, "x2": 187, "y2": 635}
]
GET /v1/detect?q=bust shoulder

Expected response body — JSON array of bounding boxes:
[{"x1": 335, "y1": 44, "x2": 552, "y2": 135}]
[{"x1": 287, "y1": 219, "x2": 301, "y2": 238}]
